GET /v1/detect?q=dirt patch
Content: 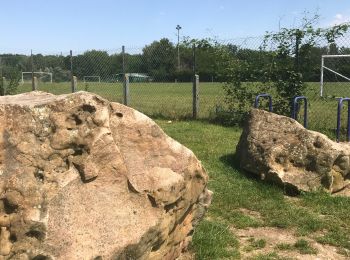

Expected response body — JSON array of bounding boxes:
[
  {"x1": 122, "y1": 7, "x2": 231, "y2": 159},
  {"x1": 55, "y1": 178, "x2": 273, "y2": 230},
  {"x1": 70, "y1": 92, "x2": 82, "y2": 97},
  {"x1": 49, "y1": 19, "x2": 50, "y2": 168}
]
[
  {"x1": 177, "y1": 250, "x2": 195, "y2": 260},
  {"x1": 238, "y1": 208, "x2": 263, "y2": 220},
  {"x1": 231, "y1": 226, "x2": 346, "y2": 259}
]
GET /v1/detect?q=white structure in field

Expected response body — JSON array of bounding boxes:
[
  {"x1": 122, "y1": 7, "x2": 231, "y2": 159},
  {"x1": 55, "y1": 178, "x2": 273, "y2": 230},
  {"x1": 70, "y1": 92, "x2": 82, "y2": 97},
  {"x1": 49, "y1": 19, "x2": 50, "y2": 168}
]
[
  {"x1": 320, "y1": 54, "x2": 350, "y2": 96},
  {"x1": 83, "y1": 76, "x2": 101, "y2": 83},
  {"x1": 21, "y1": 72, "x2": 53, "y2": 84}
]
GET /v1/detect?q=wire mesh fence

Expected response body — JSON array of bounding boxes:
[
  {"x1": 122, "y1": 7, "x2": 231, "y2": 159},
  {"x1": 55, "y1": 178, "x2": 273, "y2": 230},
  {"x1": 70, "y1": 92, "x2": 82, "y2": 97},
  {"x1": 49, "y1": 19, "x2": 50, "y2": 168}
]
[{"x1": 1, "y1": 24, "x2": 350, "y2": 140}]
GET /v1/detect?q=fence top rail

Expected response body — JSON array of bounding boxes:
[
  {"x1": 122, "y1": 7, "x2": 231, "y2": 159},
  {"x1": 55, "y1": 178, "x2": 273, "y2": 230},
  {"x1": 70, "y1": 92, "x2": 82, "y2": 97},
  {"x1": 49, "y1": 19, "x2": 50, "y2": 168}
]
[{"x1": 322, "y1": 54, "x2": 350, "y2": 58}]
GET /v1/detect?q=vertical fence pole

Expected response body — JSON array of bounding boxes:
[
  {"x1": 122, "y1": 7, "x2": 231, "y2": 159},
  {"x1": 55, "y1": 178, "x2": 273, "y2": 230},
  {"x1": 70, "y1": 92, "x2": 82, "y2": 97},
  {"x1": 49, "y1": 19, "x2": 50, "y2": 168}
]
[
  {"x1": 1, "y1": 77, "x2": 6, "y2": 96},
  {"x1": 295, "y1": 30, "x2": 300, "y2": 72},
  {"x1": 72, "y1": 76, "x2": 77, "y2": 93},
  {"x1": 33, "y1": 76, "x2": 38, "y2": 91},
  {"x1": 192, "y1": 44, "x2": 199, "y2": 119},
  {"x1": 122, "y1": 46, "x2": 129, "y2": 105},
  {"x1": 320, "y1": 56, "x2": 324, "y2": 97},
  {"x1": 123, "y1": 74, "x2": 129, "y2": 105},
  {"x1": 70, "y1": 50, "x2": 76, "y2": 93},
  {"x1": 0, "y1": 57, "x2": 2, "y2": 81},
  {"x1": 122, "y1": 45, "x2": 125, "y2": 75},
  {"x1": 31, "y1": 50, "x2": 36, "y2": 91}
]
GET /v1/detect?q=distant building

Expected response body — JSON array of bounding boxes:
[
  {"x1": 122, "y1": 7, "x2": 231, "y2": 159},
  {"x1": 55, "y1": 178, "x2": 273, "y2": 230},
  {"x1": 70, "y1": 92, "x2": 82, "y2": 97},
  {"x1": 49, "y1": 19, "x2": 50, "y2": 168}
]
[{"x1": 116, "y1": 73, "x2": 151, "y2": 83}]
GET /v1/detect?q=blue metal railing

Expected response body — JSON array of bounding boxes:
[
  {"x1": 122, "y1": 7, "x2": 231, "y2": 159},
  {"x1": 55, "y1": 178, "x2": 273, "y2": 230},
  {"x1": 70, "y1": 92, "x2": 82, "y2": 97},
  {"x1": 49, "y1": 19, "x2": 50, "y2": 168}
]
[
  {"x1": 336, "y1": 97, "x2": 350, "y2": 142},
  {"x1": 254, "y1": 94, "x2": 273, "y2": 112},
  {"x1": 292, "y1": 96, "x2": 308, "y2": 128}
]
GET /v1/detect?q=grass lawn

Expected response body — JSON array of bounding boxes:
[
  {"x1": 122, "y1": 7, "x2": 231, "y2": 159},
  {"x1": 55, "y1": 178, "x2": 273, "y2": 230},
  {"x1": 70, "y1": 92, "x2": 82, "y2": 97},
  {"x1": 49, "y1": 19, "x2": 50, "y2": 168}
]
[
  {"x1": 17, "y1": 80, "x2": 350, "y2": 141},
  {"x1": 18, "y1": 82, "x2": 225, "y2": 119},
  {"x1": 157, "y1": 119, "x2": 350, "y2": 259}
]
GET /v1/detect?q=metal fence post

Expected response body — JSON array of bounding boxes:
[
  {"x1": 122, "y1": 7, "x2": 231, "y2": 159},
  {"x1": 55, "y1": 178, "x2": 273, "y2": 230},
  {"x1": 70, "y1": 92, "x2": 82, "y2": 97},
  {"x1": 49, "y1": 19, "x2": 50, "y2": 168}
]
[
  {"x1": 31, "y1": 50, "x2": 35, "y2": 91},
  {"x1": 122, "y1": 46, "x2": 130, "y2": 105},
  {"x1": 1, "y1": 77, "x2": 6, "y2": 96},
  {"x1": 70, "y1": 50, "x2": 75, "y2": 93},
  {"x1": 123, "y1": 73, "x2": 129, "y2": 105},
  {"x1": 192, "y1": 44, "x2": 199, "y2": 119},
  {"x1": 72, "y1": 76, "x2": 77, "y2": 93},
  {"x1": 122, "y1": 45, "x2": 125, "y2": 75},
  {"x1": 193, "y1": 74, "x2": 199, "y2": 119},
  {"x1": 33, "y1": 76, "x2": 38, "y2": 91}
]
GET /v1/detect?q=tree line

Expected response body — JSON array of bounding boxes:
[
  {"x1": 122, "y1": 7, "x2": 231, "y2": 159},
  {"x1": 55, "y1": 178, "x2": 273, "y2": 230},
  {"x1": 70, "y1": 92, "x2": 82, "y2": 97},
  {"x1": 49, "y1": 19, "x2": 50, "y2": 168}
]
[{"x1": 0, "y1": 31, "x2": 350, "y2": 84}]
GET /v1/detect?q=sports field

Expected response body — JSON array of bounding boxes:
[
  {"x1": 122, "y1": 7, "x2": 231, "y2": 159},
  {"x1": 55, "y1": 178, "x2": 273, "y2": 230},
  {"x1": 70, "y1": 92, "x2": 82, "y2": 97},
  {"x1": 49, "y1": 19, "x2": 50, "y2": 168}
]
[
  {"x1": 18, "y1": 81, "x2": 226, "y2": 119},
  {"x1": 17, "y1": 81, "x2": 350, "y2": 140}
]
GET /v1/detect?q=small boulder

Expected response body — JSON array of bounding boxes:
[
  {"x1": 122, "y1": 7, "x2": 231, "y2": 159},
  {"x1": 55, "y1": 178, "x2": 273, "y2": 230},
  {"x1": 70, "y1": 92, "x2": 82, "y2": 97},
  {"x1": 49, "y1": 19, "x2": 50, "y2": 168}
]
[{"x1": 236, "y1": 109, "x2": 350, "y2": 194}]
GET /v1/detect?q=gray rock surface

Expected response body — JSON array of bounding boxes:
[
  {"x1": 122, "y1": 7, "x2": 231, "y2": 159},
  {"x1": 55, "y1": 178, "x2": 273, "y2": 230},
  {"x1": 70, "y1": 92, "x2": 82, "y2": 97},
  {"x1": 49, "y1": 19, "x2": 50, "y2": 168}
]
[
  {"x1": 0, "y1": 91, "x2": 212, "y2": 260},
  {"x1": 236, "y1": 109, "x2": 350, "y2": 194}
]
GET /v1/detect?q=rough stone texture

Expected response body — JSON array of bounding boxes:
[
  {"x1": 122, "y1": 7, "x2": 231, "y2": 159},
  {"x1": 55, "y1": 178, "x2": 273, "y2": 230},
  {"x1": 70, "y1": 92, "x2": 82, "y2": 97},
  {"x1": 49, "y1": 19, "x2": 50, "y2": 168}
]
[
  {"x1": 236, "y1": 108, "x2": 350, "y2": 194},
  {"x1": 0, "y1": 91, "x2": 212, "y2": 260}
]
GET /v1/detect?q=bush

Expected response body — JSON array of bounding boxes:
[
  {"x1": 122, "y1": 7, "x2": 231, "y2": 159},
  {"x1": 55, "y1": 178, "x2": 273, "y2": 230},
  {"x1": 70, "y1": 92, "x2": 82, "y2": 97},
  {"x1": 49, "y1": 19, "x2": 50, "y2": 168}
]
[{"x1": 0, "y1": 67, "x2": 20, "y2": 95}]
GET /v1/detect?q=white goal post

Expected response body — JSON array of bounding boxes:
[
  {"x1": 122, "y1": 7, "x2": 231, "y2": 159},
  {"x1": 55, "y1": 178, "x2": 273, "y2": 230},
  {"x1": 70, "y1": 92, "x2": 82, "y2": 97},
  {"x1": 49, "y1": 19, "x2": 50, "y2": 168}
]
[
  {"x1": 320, "y1": 54, "x2": 350, "y2": 97},
  {"x1": 83, "y1": 76, "x2": 101, "y2": 83},
  {"x1": 22, "y1": 72, "x2": 53, "y2": 84}
]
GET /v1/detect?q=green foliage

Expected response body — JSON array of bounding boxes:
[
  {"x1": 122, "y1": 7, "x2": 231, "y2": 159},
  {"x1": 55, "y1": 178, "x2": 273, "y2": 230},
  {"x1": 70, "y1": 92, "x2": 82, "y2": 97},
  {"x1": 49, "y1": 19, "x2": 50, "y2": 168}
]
[
  {"x1": 0, "y1": 67, "x2": 20, "y2": 95},
  {"x1": 142, "y1": 38, "x2": 176, "y2": 81},
  {"x1": 220, "y1": 18, "x2": 350, "y2": 123}
]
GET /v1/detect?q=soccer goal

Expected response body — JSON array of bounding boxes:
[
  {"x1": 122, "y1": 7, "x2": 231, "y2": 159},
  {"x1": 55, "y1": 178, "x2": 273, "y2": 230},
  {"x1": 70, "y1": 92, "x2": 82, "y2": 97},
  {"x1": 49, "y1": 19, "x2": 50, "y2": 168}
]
[
  {"x1": 21, "y1": 72, "x2": 53, "y2": 84},
  {"x1": 83, "y1": 76, "x2": 101, "y2": 83},
  {"x1": 320, "y1": 54, "x2": 350, "y2": 97}
]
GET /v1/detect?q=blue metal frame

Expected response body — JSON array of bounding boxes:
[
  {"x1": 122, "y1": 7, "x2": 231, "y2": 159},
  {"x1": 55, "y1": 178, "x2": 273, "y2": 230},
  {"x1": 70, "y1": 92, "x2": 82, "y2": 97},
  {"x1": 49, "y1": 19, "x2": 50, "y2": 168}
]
[
  {"x1": 336, "y1": 97, "x2": 350, "y2": 142},
  {"x1": 292, "y1": 96, "x2": 308, "y2": 128},
  {"x1": 254, "y1": 94, "x2": 273, "y2": 112}
]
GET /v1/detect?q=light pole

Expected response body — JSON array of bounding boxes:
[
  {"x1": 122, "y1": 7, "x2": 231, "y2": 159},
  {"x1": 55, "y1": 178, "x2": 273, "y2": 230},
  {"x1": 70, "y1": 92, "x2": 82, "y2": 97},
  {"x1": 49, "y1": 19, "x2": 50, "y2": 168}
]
[{"x1": 176, "y1": 25, "x2": 182, "y2": 70}]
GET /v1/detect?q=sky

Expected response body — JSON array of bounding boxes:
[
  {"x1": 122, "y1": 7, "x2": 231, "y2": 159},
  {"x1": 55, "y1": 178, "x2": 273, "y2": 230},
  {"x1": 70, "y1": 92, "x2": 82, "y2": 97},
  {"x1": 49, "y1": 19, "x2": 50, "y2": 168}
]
[{"x1": 0, "y1": 0, "x2": 349, "y2": 54}]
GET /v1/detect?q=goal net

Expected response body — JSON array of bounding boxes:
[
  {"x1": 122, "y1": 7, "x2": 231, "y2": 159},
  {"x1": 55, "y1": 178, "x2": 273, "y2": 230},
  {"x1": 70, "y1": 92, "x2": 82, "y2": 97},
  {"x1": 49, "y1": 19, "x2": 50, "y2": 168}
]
[
  {"x1": 83, "y1": 76, "x2": 101, "y2": 83},
  {"x1": 320, "y1": 55, "x2": 350, "y2": 97}
]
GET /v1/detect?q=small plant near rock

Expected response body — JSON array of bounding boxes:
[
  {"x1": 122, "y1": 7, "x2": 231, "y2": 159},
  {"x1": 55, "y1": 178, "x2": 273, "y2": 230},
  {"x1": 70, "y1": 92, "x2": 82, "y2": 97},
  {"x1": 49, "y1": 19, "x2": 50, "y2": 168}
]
[
  {"x1": 294, "y1": 239, "x2": 318, "y2": 254},
  {"x1": 275, "y1": 243, "x2": 293, "y2": 251},
  {"x1": 275, "y1": 239, "x2": 318, "y2": 255},
  {"x1": 251, "y1": 251, "x2": 289, "y2": 260},
  {"x1": 244, "y1": 237, "x2": 267, "y2": 252}
]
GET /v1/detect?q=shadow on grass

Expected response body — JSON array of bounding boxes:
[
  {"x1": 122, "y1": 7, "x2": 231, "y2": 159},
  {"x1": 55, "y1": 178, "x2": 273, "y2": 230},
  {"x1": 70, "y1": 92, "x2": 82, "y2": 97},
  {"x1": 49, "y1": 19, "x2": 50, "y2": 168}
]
[{"x1": 219, "y1": 152, "x2": 261, "y2": 181}]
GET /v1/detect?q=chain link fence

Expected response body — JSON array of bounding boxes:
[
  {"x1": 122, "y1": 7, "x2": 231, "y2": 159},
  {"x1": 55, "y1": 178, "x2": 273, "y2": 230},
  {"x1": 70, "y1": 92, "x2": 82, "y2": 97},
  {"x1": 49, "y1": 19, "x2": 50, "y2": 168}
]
[{"x1": 1, "y1": 26, "x2": 350, "y2": 140}]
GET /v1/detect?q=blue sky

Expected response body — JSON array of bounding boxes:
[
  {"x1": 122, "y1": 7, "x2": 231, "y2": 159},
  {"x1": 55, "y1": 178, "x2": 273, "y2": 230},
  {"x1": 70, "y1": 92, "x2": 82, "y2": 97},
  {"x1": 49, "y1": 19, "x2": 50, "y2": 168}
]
[{"x1": 1, "y1": 0, "x2": 349, "y2": 54}]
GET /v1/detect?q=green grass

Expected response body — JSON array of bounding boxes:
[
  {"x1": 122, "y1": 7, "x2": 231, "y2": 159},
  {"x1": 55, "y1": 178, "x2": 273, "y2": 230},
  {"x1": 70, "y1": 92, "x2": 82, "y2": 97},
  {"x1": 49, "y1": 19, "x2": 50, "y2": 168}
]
[
  {"x1": 275, "y1": 239, "x2": 318, "y2": 255},
  {"x1": 156, "y1": 119, "x2": 350, "y2": 259},
  {"x1": 18, "y1": 81, "x2": 225, "y2": 119},
  {"x1": 275, "y1": 243, "x2": 294, "y2": 251},
  {"x1": 250, "y1": 252, "x2": 289, "y2": 260},
  {"x1": 244, "y1": 238, "x2": 267, "y2": 252},
  {"x1": 191, "y1": 220, "x2": 240, "y2": 259},
  {"x1": 17, "y1": 80, "x2": 350, "y2": 140},
  {"x1": 293, "y1": 239, "x2": 318, "y2": 254}
]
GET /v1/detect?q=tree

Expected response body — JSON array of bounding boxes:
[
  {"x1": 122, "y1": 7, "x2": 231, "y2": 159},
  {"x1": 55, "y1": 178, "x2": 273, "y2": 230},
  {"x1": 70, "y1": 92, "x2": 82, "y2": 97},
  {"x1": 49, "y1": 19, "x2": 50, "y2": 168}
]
[
  {"x1": 220, "y1": 17, "x2": 350, "y2": 124},
  {"x1": 142, "y1": 38, "x2": 176, "y2": 81}
]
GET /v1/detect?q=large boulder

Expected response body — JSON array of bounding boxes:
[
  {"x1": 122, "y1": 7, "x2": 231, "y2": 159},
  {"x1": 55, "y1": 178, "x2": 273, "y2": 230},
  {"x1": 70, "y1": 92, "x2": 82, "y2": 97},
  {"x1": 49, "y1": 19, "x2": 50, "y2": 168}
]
[
  {"x1": 236, "y1": 108, "x2": 350, "y2": 194},
  {"x1": 0, "y1": 91, "x2": 212, "y2": 260}
]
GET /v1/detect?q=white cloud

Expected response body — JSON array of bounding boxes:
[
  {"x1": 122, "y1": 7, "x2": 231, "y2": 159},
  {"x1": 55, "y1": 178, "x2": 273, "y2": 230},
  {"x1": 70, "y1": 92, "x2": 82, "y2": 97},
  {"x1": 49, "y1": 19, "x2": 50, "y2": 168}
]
[{"x1": 330, "y1": 13, "x2": 350, "y2": 25}]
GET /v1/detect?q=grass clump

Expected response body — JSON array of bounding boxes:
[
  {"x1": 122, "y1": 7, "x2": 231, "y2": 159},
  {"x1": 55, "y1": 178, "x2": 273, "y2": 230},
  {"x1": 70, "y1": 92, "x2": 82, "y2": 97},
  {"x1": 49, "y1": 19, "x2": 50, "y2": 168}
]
[
  {"x1": 294, "y1": 239, "x2": 318, "y2": 254},
  {"x1": 191, "y1": 220, "x2": 240, "y2": 259},
  {"x1": 244, "y1": 238, "x2": 267, "y2": 252}
]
